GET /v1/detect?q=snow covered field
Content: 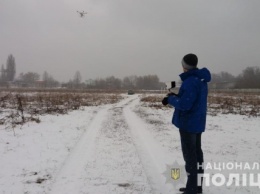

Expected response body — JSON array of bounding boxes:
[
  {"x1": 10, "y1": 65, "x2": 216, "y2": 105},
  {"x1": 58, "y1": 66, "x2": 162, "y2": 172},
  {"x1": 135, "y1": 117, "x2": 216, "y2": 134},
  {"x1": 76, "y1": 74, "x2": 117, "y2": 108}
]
[{"x1": 0, "y1": 93, "x2": 259, "y2": 194}]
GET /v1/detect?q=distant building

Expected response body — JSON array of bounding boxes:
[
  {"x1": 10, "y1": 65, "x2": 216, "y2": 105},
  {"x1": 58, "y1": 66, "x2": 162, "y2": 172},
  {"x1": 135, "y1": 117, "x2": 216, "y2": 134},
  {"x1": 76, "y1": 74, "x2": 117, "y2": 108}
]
[{"x1": 35, "y1": 80, "x2": 45, "y2": 88}]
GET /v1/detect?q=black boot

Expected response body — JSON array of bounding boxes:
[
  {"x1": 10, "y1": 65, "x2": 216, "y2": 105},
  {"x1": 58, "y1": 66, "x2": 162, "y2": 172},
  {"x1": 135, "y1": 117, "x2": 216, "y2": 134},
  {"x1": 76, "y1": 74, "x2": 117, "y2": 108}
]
[
  {"x1": 179, "y1": 187, "x2": 186, "y2": 192},
  {"x1": 179, "y1": 187, "x2": 203, "y2": 194}
]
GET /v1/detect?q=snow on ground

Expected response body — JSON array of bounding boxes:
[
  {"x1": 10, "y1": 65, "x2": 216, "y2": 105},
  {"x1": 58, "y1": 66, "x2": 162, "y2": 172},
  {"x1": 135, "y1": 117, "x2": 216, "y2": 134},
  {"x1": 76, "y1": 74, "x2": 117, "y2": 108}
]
[
  {"x1": 0, "y1": 105, "x2": 101, "y2": 194},
  {"x1": 135, "y1": 96, "x2": 260, "y2": 194},
  {"x1": 0, "y1": 94, "x2": 259, "y2": 194}
]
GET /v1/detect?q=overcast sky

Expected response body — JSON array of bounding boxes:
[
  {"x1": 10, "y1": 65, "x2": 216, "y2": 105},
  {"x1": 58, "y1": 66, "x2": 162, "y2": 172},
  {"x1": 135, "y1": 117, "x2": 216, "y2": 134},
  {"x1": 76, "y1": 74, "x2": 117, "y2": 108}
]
[{"x1": 1, "y1": 0, "x2": 260, "y2": 82}]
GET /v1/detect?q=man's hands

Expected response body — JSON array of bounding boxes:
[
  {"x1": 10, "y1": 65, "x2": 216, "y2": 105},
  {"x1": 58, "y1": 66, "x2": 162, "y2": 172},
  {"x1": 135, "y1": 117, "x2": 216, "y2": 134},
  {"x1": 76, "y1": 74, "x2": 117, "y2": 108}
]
[
  {"x1": 162, "y1": 92, "x2": 178, "y2": 106},
  {"x1": 162, "y1": 97, "x2": 168, "y2": 106}
]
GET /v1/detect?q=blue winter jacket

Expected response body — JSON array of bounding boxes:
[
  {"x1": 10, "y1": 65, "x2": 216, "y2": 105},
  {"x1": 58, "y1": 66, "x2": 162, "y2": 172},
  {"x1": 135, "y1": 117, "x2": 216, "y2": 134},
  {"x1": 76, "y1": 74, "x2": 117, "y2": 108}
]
[{"x1": 168, "y1": 68, "x2": 211, "y2": 133}]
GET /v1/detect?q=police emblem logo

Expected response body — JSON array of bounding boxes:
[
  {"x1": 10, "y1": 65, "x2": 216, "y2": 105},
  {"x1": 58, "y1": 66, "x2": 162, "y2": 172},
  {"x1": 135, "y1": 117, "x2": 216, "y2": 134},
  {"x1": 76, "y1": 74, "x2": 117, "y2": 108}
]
[
  {"x1": 171, "y1": 168, "x2": 180, "y2": 180},
  {"x1": 163, "y1": 161, "x2": 186, "y2": 188}
]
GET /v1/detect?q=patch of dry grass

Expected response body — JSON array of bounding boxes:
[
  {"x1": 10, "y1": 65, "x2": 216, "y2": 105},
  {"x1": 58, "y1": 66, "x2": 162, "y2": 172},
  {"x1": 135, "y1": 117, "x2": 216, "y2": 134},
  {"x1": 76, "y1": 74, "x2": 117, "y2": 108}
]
[
  {"x1": 207, "y1": 92, "x2": 260, "y2": 117},
  {"x1": 0, "y1": 91, "x2": 123, "y2": 128},
  {"x1": 140, "y1": 91, "x2": 260, "y2": 117}
]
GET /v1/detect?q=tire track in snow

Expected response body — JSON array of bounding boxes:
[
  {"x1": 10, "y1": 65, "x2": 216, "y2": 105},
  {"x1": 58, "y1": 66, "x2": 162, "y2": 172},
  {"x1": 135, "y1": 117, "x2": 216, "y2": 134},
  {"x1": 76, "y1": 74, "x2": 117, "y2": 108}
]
[
  {"x1": 79, "y1": 95, "x2": 153, "y2": 194},
  {"x1": 49, "y1": 95, "x2": 141, "y2": 194},
  {"x1": 49, "y1": 95, "x2": 174, "y2": 194},
  {"x1": 49, "y1": 106, "x2": 109, "y2": 194},
  {"x1": 123, "y1": 97, "x2": 174, "y2": 194}
]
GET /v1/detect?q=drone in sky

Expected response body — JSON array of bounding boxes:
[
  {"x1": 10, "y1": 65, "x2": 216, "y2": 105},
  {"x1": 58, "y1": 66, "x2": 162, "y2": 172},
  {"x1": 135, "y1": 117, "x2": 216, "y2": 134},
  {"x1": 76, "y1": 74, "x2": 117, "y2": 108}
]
[{"x1": 77, "y1": 11, "x2": 87, "y2": 18}]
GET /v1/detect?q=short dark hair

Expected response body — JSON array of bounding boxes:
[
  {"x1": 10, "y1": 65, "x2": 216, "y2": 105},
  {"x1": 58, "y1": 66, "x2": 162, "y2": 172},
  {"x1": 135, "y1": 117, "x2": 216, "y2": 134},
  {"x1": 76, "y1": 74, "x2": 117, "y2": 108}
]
[{"x1": 182, "y1": 53, "x2": 198, "y2": 70}]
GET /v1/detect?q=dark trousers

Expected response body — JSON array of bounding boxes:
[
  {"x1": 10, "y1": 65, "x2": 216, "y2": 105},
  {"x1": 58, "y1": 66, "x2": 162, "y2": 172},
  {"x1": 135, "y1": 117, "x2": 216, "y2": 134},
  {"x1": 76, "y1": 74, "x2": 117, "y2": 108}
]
[{"x1": 179, "y1": 129, "x2": 204, "y2": 194}]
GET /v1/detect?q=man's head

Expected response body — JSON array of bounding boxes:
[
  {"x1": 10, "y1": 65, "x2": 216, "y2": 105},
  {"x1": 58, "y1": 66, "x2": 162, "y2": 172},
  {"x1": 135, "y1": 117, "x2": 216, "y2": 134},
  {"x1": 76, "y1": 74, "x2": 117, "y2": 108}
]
[{"x1": 182, "y1": 53, "x2": 198, "y2": 72}]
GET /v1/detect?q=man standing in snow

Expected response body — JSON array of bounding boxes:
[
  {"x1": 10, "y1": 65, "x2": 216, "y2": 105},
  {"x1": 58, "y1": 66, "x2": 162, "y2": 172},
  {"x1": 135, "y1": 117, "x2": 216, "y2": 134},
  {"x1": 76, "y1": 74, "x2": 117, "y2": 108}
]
[{"x1": 162, "y1": 53, "x2": 211, "y2": 194}]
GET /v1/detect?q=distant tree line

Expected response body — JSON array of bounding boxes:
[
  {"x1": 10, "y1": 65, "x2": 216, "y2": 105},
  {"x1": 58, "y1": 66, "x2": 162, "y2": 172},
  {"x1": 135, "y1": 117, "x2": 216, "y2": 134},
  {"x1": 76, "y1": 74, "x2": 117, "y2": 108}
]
[
  {"x1": 1, "y1": 54, "x2": 260, "y2": 89},
  {"x1": 210, "y1": 66, "x2": 260, "y2": 89},
  {"x1": 91, "y1": 75, "x2": 164, "y2": 90},
  {"x1": 13, "y1": 71, "x2": 59, "y2": 88},
  {"x1": 63, "y1": 74, "x2": 165, "y2": 90},
  {"x1": 0, "y1": 55, "x2": 163, "y2": 90}
]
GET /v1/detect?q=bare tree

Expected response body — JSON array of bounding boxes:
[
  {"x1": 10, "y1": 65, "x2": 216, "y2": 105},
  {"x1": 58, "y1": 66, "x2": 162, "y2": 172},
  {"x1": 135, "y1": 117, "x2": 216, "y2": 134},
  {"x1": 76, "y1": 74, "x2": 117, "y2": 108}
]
[
  {"x1": 235, "y1": 66, "x2": 260, "y2": 89},
  {"x1": 106, "y1": 76, "x2": 121, "y2": 89},
  {"x1": 0, "y1": 64, "x2": 6, "y2": 82},
  {"x1": 21, "y1": 72, "x2": 40, "y2": 85},
  {"x1": 74, "y1": 71, "x2": 82, "y2": 88},
  {"x1": 43, "y1": 71, "x2": 48, "y2": 82},
  {"x1": 42, "y1": 71, "x2": 60, "y2": 88},
  {"x1": 136, "y1": 75, "x2": 160, "y2": 90},
  {"x1": 122, "y1": 76, "x2": 137, "y2": 89},
  {"x1": 211, "y1": 71, "x2": 235, "y2": 83},
  {"x1": 6, "y1": 54, "x2": 16, "y2": 81}
]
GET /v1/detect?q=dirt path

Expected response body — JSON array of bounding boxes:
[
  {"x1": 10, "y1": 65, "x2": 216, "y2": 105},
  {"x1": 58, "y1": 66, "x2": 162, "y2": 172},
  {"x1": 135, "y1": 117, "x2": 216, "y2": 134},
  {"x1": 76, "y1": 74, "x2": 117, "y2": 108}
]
[{"x1": 49, "y1": 95, "x2": 173, "y2": 194}]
